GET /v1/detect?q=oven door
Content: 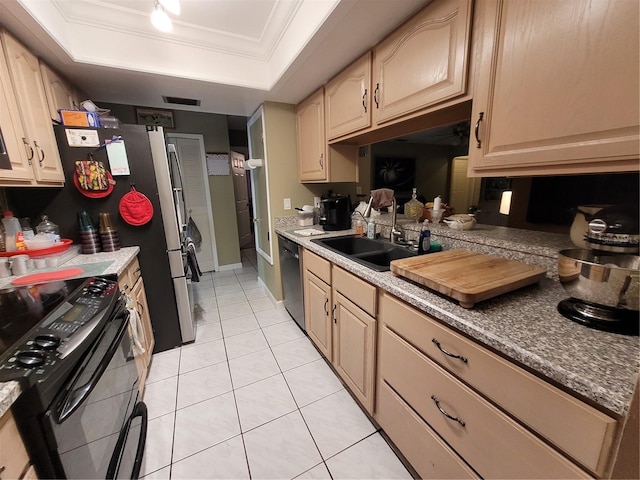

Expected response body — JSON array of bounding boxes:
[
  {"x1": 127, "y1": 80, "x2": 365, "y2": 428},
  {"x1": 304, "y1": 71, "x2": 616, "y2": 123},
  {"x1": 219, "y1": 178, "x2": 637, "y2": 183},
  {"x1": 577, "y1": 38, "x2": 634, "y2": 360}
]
[{"x1": 44, "y1": 303, "x2": 147, "y2": 479}]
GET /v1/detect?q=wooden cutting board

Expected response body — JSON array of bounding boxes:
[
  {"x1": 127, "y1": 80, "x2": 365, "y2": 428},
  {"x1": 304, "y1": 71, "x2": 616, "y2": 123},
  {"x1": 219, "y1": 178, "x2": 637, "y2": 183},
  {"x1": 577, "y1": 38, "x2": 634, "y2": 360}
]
[{"x1": 390, "y1": 249, "x2": 547, "y2": 308}]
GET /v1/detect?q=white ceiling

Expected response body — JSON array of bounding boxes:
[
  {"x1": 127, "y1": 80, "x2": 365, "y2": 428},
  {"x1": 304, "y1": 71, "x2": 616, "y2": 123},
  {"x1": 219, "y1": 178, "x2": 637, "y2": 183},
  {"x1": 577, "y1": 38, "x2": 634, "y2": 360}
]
[{"x1": 0, "y1": 0, "x2": 429, "y2": 116}]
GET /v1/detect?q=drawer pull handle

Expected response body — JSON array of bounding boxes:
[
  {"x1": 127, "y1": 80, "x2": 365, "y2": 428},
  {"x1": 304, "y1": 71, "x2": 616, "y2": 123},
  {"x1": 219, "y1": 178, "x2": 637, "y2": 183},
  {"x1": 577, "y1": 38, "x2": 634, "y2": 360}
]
[
  {"x1": 432, "y1": 338, "x2": 468, "y2": 363},
  {"x1": 324, "y1": 298, "x2": 329, "y2": 316},
  {"x1": 332, "y1": 304, "x2": 337, "y2": 323},
  {"x1": 431, "y1": 395, "x2": 465, "y2": 427},
  {"x1": 474, "y1": 112, "x2": 484, "y2": 148}
]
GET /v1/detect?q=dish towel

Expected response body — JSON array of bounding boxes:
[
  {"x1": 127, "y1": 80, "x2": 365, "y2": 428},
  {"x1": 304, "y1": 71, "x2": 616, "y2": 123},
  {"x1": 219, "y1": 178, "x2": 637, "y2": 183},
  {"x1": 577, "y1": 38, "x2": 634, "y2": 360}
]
[
  {"x1": 370, "y1": 188, "x2": 394, "y2": 208},
  {"x1": 185, "y1": 236, "x2": 203, "y2": 282},
  {"x1": 125, "y1": 293, "x2": 146, "y2": 356}
]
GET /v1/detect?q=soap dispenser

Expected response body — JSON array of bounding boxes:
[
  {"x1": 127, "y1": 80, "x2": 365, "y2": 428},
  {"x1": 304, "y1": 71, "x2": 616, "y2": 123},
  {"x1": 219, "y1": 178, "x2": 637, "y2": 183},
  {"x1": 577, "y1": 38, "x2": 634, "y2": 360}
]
[{"x1": 418, "y1": 220, "x2": 431, "y2": 254}]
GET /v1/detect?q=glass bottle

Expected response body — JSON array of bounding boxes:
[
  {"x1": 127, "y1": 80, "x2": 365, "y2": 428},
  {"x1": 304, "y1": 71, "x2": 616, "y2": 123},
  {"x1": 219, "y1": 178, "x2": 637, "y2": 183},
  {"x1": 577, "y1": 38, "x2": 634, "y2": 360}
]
[{"x1": 404, "y1": 188, "x2": 424, "y2": 223}]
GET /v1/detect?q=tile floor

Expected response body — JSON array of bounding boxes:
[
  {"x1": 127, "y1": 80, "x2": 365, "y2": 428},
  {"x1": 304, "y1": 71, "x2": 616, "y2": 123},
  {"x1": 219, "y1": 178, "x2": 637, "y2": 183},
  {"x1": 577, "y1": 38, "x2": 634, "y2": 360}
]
[{"x1": 140, "y1": 249, "x2": 413, "y2": 479}]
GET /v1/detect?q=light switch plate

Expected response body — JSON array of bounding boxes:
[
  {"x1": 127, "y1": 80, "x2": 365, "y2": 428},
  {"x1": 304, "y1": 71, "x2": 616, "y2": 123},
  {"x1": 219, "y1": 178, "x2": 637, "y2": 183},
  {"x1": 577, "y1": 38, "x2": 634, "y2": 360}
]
[{"x1": 284, "y1": 198, "x2": 291, "y2": 210}]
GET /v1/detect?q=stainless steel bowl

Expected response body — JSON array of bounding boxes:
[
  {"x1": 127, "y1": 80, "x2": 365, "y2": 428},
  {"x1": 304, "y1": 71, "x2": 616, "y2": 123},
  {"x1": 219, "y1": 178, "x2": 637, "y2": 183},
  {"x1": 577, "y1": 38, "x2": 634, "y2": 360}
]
[{"x1": 558, "y1": 249, "x2": 640, "y2": 310}]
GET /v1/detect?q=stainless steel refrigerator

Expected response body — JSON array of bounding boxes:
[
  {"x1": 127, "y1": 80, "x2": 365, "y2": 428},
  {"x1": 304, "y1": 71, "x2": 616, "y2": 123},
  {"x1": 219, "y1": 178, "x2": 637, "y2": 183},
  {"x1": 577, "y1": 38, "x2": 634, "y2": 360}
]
[{"x1": 6, "y1": 124, "x2": 196, "y2": 352}]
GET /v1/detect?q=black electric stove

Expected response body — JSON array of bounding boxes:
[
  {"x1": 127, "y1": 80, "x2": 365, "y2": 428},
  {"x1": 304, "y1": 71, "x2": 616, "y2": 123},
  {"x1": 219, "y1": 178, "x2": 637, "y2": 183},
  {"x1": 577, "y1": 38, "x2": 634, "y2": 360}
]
[{"x1": 0, "y1": 276, "x2": 120, "y2": 400}]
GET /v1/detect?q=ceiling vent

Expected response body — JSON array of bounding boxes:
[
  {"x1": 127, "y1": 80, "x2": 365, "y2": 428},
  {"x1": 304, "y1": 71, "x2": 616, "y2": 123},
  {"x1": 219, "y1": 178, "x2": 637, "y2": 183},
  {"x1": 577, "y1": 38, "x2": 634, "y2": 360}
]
[{"x1": 163, "y1": 96, "x2": 201, "y2": 106}]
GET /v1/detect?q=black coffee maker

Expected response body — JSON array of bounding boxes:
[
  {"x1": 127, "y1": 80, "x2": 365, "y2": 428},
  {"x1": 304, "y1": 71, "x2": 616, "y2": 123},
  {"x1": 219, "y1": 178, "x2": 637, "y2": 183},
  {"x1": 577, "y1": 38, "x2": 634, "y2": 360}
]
[{"x1": 319, "y1": 195, "x2": 351, "y2": 231}]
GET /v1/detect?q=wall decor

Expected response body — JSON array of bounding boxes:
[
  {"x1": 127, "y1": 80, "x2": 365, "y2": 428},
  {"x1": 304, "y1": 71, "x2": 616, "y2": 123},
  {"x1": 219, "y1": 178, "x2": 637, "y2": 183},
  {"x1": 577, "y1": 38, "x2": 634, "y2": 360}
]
[{"x1": 135, "y1": 107, "x2": 175, "y2": 128}]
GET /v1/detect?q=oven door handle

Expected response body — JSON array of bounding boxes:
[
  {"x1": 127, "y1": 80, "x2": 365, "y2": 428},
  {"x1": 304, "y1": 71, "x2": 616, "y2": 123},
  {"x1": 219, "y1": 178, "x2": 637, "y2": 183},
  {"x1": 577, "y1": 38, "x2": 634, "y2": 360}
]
[
  {"x1": 52, "y1": 310, "x2": 130, "y2": 423},
  {"x1": 106, "y1": 401, "x2": 148, "y2": 480}
]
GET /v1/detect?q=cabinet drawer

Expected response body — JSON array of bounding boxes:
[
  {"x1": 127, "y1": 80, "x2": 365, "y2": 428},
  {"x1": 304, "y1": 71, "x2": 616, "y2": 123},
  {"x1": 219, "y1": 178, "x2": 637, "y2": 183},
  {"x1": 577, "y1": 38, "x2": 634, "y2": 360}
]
[
  {"x1": 332, "y1": 265, "x2": 376, "y2": 316},
  {"x1": 376, "y1": 380, "x2": 479, "y2": 479},
  {"x1": 379, "y1": 326, "x2": 590, "y2": 479},
  {"x1": 119, "y1": 256, "x2": 142, "y2": 293},
  {"x1": 379, "y1": 292, "x2": 616, "y2": 475},
  {"x1": 303, "y1": 249, "x2": 331, "y2": 284},
  {"x1": 0, "y1": 410, "x2": 30, "y2": 479}
]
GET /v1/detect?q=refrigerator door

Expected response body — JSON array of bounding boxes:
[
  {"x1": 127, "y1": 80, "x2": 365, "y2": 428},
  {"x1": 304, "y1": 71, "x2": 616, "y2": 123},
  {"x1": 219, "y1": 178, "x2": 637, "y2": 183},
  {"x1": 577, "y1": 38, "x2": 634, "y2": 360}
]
[{"x1": 148, "y1": 129, "x2": 195, "y2": 344}]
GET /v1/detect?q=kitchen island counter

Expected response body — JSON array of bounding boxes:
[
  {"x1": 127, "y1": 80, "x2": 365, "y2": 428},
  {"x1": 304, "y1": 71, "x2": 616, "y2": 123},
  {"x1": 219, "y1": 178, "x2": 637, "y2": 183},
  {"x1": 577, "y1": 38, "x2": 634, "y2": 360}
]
[{"x1": 277, "y1": 224, "x2": 639, "y2": 417}]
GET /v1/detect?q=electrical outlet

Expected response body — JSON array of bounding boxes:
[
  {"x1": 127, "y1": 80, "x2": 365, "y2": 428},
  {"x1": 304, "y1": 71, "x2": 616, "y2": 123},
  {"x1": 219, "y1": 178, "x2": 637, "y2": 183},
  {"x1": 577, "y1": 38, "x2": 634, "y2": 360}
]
[
  {"x1": 284, "y1": 198, "x2": 291, "y2": 210},
  {"x1": 313, "y1": 197, "x2": 321, "y2": 208},
  {"x1": 356, "y1": 185, "x2": 362, "y2": 195}
]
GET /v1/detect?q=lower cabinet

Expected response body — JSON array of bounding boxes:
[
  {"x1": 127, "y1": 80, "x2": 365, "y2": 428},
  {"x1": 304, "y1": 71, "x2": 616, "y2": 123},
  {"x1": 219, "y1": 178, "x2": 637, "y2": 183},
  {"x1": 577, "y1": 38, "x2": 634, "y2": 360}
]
[
  {"x1": 302, "y1": 249, "x2": 377, "y2": 414},
  {"x1": 0, "y1": 410, "x2": 35, "y2": 479},
  {"x1": 118, "y1": 255, "x2": 155, "y2": 396}
]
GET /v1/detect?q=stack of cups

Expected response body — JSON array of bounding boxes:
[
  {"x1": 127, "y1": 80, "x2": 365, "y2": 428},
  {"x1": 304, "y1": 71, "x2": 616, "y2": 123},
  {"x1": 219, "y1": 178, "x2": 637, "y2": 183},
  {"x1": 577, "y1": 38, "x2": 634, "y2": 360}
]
[
  {"x1": 99, "y1": 212, "x2": 120, "y2": 252},
  {"x1": 79, "y1": 211, "x2": 101, "y2": 254}
]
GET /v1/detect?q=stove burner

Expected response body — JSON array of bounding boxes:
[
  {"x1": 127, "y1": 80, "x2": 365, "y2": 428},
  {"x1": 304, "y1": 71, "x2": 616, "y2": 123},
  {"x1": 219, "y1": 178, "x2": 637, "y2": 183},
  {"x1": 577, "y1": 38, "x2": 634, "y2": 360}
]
[{"x1": 558, "y1": 299, "x2": 639, "y2": 336}]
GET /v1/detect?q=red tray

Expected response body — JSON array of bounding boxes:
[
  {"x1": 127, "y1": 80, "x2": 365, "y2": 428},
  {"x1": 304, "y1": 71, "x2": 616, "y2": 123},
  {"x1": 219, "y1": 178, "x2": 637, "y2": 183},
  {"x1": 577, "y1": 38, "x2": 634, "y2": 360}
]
[
  {"x1": 0, "y1": 239, "x2": 73, "y2": 258},
  {"x1": 11, "y1": 267, "x2": 84, "y2": 286}
]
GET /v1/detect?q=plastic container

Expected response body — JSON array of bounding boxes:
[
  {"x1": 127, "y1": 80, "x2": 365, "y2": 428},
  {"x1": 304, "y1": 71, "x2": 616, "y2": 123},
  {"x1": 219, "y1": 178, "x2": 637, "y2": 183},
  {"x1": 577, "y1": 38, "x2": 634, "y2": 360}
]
[
  {"x1": 19, "y1": 218, "x2": 34, "y2": 240},
  {"x1": 418, "y1": 220, "x2": 431, "y2": 254},
  {"x1": 36, "y1": 215, "x2": 61, "y2": 243},
  {"x1": 2, "y1": 211, "x2": 23, "y2": 252},
  {"x1": 367, "y1": 219, "x2": 376, "y2": 239}
]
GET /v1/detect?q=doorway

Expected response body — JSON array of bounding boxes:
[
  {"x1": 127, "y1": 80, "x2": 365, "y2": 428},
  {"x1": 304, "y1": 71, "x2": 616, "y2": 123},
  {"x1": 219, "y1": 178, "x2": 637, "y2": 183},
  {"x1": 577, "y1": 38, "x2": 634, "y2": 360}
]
[
  {"x1": 231, "y1": 151, "x2": 253, "y2": 249},
  {"x1": 166, "y1": 134, "x2": 219, "y2": 272}
]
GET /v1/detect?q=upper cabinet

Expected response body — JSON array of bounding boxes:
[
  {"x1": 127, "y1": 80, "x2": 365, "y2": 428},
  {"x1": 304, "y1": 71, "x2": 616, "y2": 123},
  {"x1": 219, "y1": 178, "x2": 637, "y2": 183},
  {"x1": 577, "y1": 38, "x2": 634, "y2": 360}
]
[
  {"x1": 468, "y1": 0, "x2": 640, "y2": 177},
  {"x1": 1, "y1": 30, "x2": 64, "y2": 184},
  {"x1": 325, "y1": 52, "x2": 372, "y2": 140},
  {"x1": 372, "y1": 0, "x2": 473, "y2": 125},
  {"x1": 40, "y1": 62, "x2": 81, "y2": 120},
  {"x1": 296, "y1": 88, "x2": 358, "y2": 183},
  {"x1": 297, "y1": 88, "x2": 326, "y2": 182}
]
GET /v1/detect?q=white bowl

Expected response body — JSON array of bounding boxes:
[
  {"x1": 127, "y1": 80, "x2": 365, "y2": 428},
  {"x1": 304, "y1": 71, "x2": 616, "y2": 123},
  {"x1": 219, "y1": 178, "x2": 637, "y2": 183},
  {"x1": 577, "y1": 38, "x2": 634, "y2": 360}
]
[
  {"x1": 443, "y1": 214, "x2": 477, "y2": 231},
  {"x1": 25, "y1": 234, "x2": 55, "y2": 250}
]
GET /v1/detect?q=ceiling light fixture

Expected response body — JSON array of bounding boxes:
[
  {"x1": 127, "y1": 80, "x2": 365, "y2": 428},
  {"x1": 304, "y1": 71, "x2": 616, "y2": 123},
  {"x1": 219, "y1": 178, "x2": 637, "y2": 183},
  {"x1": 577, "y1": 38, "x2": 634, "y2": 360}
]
[
  {"x1": 159, "y1": 0, "x2": 181, "y2": 16},
  {"x1": 151, "y1": 1, "x2": 173, "y2": 32}
]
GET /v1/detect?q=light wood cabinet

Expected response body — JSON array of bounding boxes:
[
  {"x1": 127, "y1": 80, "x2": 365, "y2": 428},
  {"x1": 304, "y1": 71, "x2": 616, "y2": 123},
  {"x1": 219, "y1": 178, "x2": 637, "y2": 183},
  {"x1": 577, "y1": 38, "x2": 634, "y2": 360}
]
[
  {"x1": 119, "y1": 255, "x2": 155, "y2": 396},
  {"x1": 372, "y1": 0, "x2": 473, "y2": 125},
  {"x1": 325, "y1": 52, "x2": 371, "y2": 140},
  {"x1": 468, "y1": 0, "x2": 640, "y2": 177},
  {"x1": 376, "y1": 291, "x2": 616, "y2": 478},
  {"x1": 302, "y1": 249, "x2": 377, "y2": 414},
  {"x1": 0, "y1": 31, "x2": 63, "y2": 184},
  {"x1": 303, "y1": 249, "x2": 333, "y2": 359},
  {"x1": 378, "y1": 324, "x2": 590, "y2": 479},
  {"x1": 40, "y1": 62, "x2": 80, "y2": 121},
  {"x1": 0, "y1": 37, "x2": 35, "y2": 184},
  {"x1": 296, "y1": 89, "x2": 358, "y2": 183},
  {"x1": 0, "y1": 410, "x2": 33, "y2": 479}
]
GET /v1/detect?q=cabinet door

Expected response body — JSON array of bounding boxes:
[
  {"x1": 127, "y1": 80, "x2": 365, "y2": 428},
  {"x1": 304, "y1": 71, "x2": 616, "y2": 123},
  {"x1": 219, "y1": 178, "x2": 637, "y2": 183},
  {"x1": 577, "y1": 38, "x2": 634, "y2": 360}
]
[
  {"x1": 40, "y1": 62, "x2": 78, "y2": 121},
  {"x1": 1, "y1": 31, "x2": 64, "y2": 183},
  {"x1": 333, "y1": 291, "x2": 376, "y2": 414},
  {"x1": 296, "y1": 88, "x2": 327, "y2": 182},
  {"x1": 372, "y1": 0, "x2": 473, "y2": 125},
  {"x1": 325, "y1": 52, "x2": 371, "y2": 140},
  {"x1": 0, "y1": 38, "x2": 34, "y2": 183},
  {"x1": 468, "y1": 0, "x2": 639, "y2": 176},
  {"x1": 304, "y1": 270, "x2": 332, "y2": 360},
  {"x1": 0, "y1": 411, "x2": 30, "y2": 480}
]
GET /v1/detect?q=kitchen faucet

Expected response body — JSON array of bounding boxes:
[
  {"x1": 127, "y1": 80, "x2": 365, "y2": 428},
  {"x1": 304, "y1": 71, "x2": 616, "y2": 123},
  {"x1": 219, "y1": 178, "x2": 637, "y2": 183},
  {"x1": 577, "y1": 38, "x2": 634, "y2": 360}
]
[{"x1": 390, "y1": 196, "x2": 402, "y2": 244}]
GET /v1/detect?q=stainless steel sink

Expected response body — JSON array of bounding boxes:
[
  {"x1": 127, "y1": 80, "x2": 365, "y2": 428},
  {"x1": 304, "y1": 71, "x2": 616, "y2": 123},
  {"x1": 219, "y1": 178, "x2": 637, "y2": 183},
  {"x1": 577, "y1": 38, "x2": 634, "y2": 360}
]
[{"x1": 311, "y1": 235, "x2": 417, "y2": 272}]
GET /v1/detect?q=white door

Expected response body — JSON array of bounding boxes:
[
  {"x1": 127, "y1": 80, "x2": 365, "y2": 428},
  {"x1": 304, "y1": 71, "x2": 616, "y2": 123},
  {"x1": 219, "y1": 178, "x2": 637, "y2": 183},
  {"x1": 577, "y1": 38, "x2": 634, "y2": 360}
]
[
  {"x1": 166, "y1": 134, "x2": 218, "y2": 272},
  {"x1": 231, "y1": 151, "x2": 252, "y2": 249}
]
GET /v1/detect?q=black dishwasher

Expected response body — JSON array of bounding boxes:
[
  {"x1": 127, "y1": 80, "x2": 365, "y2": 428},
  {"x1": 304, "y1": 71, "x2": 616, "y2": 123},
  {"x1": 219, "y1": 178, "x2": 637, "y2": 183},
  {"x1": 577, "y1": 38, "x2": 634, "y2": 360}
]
[{"x1": 278, "y1": 234, "x2": 305, "y2": 331}]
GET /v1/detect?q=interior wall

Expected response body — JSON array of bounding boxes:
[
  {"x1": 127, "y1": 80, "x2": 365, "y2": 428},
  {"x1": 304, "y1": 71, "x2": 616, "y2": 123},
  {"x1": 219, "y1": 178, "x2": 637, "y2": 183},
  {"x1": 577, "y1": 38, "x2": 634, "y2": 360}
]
[
  {"x1": 98, "y1": 102, "x2": 241, "y2": 267},
  {"x1": 258, "y1": 102, "x2": 316, "y2": 300}
]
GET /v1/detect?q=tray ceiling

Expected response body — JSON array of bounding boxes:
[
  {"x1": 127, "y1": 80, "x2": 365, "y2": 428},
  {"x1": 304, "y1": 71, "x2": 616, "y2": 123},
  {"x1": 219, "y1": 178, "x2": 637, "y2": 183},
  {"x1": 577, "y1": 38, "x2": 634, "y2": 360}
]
[{"x1": 0, "y1": 0, "x2": 428, "y2": 115}]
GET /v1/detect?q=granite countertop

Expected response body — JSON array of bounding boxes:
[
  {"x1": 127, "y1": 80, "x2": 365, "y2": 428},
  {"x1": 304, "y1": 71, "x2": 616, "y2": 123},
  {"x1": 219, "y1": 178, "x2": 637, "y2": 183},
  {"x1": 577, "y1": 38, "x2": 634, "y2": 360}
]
[
  {"x1": 0, "y1": 246, "x2": 140, "y2": 417},
  {"x1": 276, "y1": 221, "x2": 639, "y2": 417}
]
